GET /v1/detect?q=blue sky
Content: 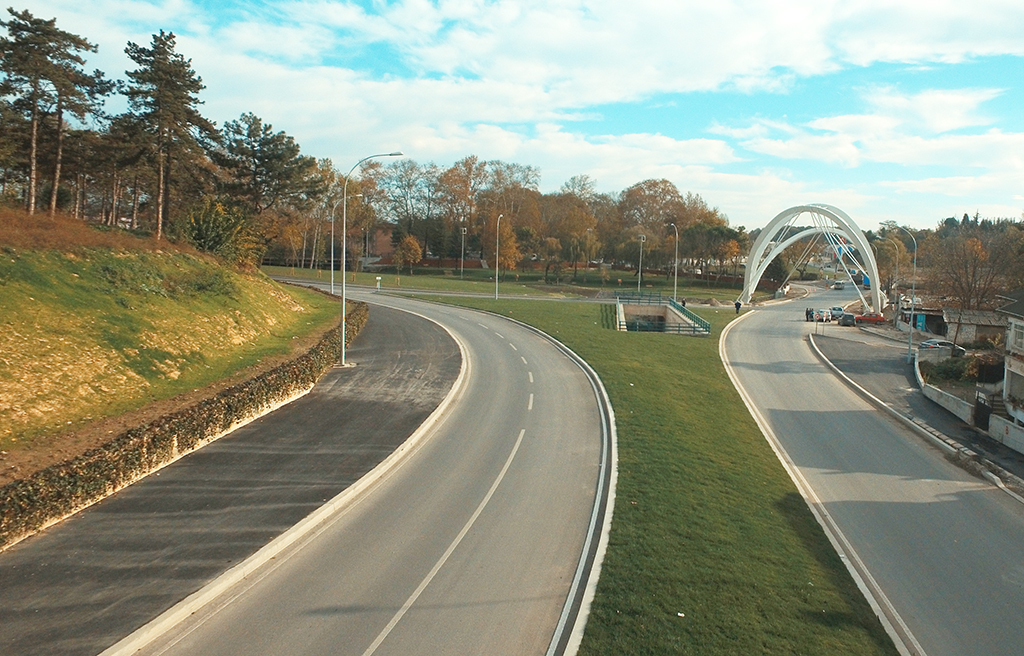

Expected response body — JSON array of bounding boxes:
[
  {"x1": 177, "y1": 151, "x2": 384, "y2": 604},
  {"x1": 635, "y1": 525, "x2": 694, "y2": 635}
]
[{"x1": 18, "y1": 0, "x2": 1024, "y2": 231}]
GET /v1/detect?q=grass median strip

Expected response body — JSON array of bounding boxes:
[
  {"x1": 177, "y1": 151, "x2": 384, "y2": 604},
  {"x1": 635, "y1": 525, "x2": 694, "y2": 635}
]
[{"x1": 423, "y1": 296, "x2": 897, "y2": 655}]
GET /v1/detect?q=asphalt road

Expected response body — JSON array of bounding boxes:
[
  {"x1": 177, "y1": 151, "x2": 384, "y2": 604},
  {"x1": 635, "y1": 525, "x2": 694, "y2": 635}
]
[
  {"x1": 813, "y1": 328, "x2": 1024, "y2": 480},
  {"x1": 114, "y1": 292, "x2": 609, "y2": 656},
  {"x1": 724, "y1": 291, "x2": 1024, "y2": 656},
  {"x1": 0, "y1": 302, "x2": 459, "y2": 655}
]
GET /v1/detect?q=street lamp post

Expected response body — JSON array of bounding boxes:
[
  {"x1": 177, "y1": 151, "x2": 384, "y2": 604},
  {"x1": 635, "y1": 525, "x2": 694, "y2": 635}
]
[
  {"x1": 886, "y1": 223, "x2": 917, "y2": 363},
  {"x1": 330, "y1": 193, "x2": 362, "y2": 296},
  {"x1": 637, "y1": 234, "x2": 646, "y2": 293},
  {"x1": 341, "y1": 152, "x2": 403, "y2": 367},
  {"x1": 886, "y1": 238, "x2": 900, "y2": 312},
  {"x1": 330, "y1": 196, "x2": 342, "y2": 296},
  {"x1": 670, "y1": 223, "x2": 679, "y2": 302},
  {"x1": 460, "y1": 226, "x2": 467, "y2": 280},
  {"x1": 494, "y1": 214, "x2": 503, "y2": 300}
]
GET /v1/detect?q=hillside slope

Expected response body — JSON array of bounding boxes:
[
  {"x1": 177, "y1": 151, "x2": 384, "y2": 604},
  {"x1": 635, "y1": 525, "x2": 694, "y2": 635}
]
[{"x1": 0, "y1": 211, "x2": 339, "y2": 483}]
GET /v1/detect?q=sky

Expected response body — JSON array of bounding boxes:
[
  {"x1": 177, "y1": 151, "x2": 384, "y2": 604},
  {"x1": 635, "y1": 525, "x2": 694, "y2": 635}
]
[{"x1": 15, "y1": 0, "x2": 1024, "y2": 232}]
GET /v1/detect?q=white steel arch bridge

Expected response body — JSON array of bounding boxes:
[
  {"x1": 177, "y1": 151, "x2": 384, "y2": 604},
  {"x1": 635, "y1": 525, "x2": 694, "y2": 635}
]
[{"x1": 739, "y1": 204, "x2": 884, "y2": 312}]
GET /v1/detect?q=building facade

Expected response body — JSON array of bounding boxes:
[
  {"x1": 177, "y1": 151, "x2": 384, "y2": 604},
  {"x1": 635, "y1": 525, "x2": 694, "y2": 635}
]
[{"x1": 997, "y1": 291, "x2": 1024, "y2": 426}]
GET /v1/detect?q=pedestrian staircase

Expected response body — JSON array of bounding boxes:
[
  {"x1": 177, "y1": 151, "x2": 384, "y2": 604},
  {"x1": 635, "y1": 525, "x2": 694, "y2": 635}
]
[{"x1": 991, "y1": 395, "x2": 1010, "y2": 419}]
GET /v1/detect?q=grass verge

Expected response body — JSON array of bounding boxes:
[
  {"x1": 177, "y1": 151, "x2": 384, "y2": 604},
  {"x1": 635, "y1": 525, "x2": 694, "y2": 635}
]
[
  {"x1": 261, "y1": 264, "x2": 745, "y2": 301},
  {"x1": 421, "y1": 296, "x2": 897, "y2": 655}
]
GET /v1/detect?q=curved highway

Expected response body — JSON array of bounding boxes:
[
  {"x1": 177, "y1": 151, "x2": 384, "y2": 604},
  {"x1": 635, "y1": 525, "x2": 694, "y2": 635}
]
[
  {"x1": 115, "y1": 292, "x2": 611, "y2": 656},
  {"x1": 723, "y1": 291, "x2": 1024, "y2": 656}
]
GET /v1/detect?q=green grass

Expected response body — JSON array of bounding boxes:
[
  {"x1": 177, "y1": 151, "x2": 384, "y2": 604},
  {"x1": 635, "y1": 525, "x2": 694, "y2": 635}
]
[
  {"x1": 261, "y1": 264, "x2": 745, "y2": 301},
  {"x1": 262, "y1": 264, "x2": 550, "y2": 296},
  {"x1": 423, "y1": 296, "x2": 897, "y2": 655},
  {"x1": 0, "y1": 249, "x2": 339, "y2": 446}
]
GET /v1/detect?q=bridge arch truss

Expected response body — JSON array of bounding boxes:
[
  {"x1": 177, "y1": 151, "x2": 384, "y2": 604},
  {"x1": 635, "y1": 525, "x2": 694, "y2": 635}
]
[{"x1": 739, "y1": 204, "x2": 883, "y2": 312}]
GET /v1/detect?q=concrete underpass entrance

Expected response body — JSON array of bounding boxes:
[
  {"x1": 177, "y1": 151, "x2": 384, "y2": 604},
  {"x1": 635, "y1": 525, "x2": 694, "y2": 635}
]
[{"x1": 615, "y1": 293, "x2": 710, "y2": 335}]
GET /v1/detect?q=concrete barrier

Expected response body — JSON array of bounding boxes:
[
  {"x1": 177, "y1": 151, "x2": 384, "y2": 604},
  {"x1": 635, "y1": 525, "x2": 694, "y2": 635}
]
[
  {"x1": 914, "y1": 352, "x2": 974, "y2": 424},
  {"x1": 990, "y1": 415, "x2": 1024, "y2": 455}
]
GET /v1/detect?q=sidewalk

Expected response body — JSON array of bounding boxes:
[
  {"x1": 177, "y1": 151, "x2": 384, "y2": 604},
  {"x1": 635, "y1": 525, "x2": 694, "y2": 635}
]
[{"x1": 812, "y1": 325, "x2": 1024, "y2": 488}]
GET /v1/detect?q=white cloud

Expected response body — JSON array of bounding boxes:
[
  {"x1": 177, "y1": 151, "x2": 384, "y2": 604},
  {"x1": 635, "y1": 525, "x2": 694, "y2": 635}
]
[
  {"x1": 16, "y1": 0, "x2": 1024, "y2": 232},
  {"x1": 862, "y1": 86, "x2": 1002, "y2": 133}
]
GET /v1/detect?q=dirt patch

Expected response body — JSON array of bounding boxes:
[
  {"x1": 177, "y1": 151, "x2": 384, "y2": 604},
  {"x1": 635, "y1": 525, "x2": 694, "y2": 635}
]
[{"x1": 0, "y1": 319, "x2": 338, "y2": 487}]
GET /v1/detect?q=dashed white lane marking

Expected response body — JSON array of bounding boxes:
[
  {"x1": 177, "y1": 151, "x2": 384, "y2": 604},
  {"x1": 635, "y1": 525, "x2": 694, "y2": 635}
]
[
  {"x1": 360, "y1": 428, "x2": 528, "y2": 656},
  {"x1": 478, "y1": 323, "x2": 488, "y2": 329},
  {"x1": 521, "y1": 357, "x2": 528, "y2": 365},
  {"x1": 528, "y1": 372, "x2": 534, "y2": 384},
  {"x1": 509, "y1": 343, "x2": 518, "y2": 351},
  {"x1": 528, "y1": 394, "x2": 534, "y2": 411},
  {"x1": 495, "y1": 332, "x2": 505, "y2": 339}
]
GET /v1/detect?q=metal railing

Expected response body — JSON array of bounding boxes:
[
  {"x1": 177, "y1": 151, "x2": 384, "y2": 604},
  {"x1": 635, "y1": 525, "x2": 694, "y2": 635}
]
[
  {"x1": 617, "y1": 319, "x2": 709, "y2": 334},
  {"x1": 613, "y1": 293, "x2": 711, "y2": 335},
  {"x1": 668, "y1": 298, "x2": 711, "y2": 333},
  {"x1": 614, "y1": 291, "x2": 664, "y2": 306}
]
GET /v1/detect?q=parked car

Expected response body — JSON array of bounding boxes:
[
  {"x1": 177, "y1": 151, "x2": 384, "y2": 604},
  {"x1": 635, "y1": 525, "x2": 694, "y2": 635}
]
[
  {"x1": 919, "y1": 339, "x2": 966, "y2": 356},
  {"x1": 838, "y1": 313, "x2": 857, "y2": 326},
  {"x1": 830, "y1": 306, "x2": 845, "y2": 318},
  {"x1": 855, "y1": 312, "x2": 886, "y2": 324},
  {"x1": 814, "y1": 308, "x2": 831, "y2": 322}
]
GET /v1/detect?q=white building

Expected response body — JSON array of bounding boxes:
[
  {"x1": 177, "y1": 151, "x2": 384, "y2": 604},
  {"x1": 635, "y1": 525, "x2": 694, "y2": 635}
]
[{"x1": 996, "y1": 291, "x2": 1024, "y2": 426}]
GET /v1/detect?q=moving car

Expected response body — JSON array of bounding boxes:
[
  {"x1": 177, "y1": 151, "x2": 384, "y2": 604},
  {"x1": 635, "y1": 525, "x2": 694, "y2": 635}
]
[
  {"x1": 919, "y1": 339, "x2": 966, "y2": 356},
  {"x1": 830, "y1": 306, "x2": 845, "y2": 318},
  {"x1": 855, "y1": 312, "x2": 886, "y2": 325}
]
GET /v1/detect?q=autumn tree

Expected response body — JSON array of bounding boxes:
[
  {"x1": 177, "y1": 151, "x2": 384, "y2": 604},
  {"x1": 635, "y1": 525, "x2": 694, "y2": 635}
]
[
  {"x1": 439, "y1": 155, "x2": 488, "y2": 239},
  {"x1": 923, "y1": 225, "x2": 1014, "y2": 311},
  {"x1": 481, "y1": 213, "x2": 521, "y2": 280},
  {"x1": 393, "y1": 234, "x2": 422, "y2": 274},
  {"x1": 619, "y1": 179, "x2": 683, "y2": 229}
]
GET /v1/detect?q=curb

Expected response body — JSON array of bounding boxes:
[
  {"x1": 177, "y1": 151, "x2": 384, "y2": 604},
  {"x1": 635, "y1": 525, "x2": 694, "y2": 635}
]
[
  {"x1": 449, "y1": 307, "x2": 617, "y2": 656},
  {"x1": 807, "y1": 334, "x2": 1024, "y2": 506}
]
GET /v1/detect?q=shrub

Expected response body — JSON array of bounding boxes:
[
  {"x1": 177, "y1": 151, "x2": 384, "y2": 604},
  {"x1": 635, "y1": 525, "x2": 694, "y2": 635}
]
[{"x1": 920, "y1": 356, "x2": 973, "y2": 383}]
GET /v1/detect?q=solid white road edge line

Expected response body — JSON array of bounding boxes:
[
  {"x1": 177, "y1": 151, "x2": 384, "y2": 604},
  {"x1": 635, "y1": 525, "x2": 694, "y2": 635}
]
[
  {"x1": 720, "y1": 311, "x2": 924, "y2": 656},
  {"x1": 99, "y1": 304, "x2": 472, "y2": 656},
  {"x1": 489, "y1": 315, "x2": 615, "y2": 656}
]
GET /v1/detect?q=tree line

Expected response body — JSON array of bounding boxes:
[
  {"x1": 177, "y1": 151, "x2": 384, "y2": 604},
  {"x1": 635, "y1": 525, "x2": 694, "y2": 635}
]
[{"x1": 0, "y1": 8, "x2": 743, "y2": 276}]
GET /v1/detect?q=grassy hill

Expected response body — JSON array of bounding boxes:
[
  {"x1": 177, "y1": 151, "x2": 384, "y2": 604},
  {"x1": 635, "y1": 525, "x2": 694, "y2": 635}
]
[{"x1": 0, "y1": 210, "x2": 339, "y2": 483}]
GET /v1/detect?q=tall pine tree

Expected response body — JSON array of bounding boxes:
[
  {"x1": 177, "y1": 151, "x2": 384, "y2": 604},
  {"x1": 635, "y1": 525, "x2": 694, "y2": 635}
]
[
  {"x1": 0, "y1": 8, "x2": 102, "y2": 214},
  {"x1": 123, "y1": 30, "x2": 214, "y2": 239}
]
